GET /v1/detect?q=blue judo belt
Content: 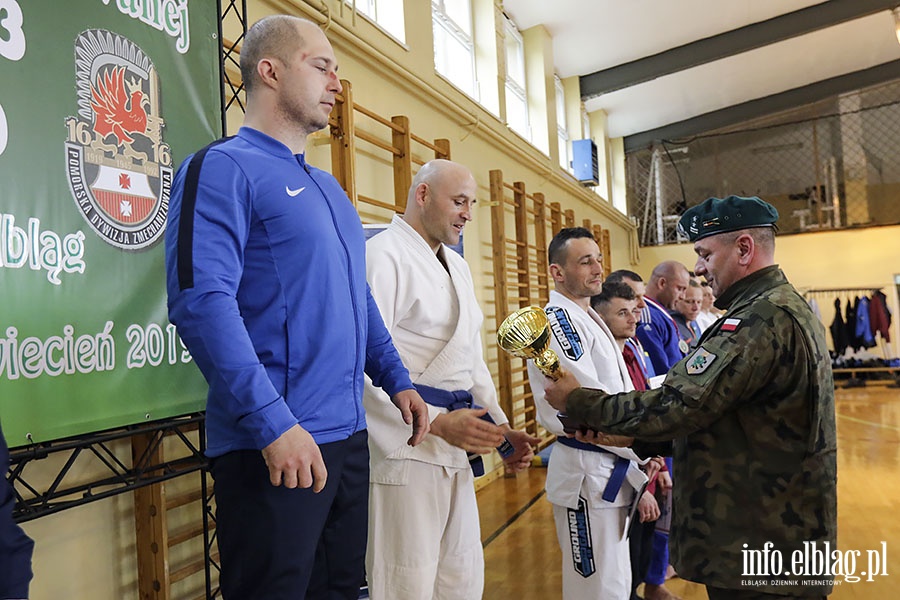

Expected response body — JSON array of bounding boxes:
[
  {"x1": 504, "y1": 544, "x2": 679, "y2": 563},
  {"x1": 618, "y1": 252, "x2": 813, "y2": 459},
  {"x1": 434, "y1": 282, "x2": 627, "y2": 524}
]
[
  {"x1": 555, "y1": 436, "x2": 630, "y2": 502},
  {"x1": 415, "y1": 384, "x2": 515, "y2": 476}
]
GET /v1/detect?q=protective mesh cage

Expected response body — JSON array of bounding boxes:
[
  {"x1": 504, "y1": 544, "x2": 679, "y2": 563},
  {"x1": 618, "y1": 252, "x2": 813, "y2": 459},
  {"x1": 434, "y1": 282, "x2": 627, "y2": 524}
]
[{"x1": 626, "y1": 79, "x2": 900, "y2": 246}]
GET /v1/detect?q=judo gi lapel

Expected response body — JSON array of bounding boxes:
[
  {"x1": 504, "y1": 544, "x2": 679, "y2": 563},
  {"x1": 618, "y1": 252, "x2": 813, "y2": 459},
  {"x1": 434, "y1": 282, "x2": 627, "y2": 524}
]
[
  {"x1": 549, "y1": 292, "x2": 644, "y2": 464},
  {"x1": 416, "y1": 246, "x2": 478, "y2": 388},
  {"x1": 388, "y1": 216, "x2": 475, "y2": 390}
]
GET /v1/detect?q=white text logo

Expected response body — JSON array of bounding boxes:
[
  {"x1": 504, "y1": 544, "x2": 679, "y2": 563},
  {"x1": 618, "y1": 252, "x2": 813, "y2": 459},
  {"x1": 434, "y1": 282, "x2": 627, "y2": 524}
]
[{"x1": 101, "y1": 0, "x2": 190, "y2": 54}]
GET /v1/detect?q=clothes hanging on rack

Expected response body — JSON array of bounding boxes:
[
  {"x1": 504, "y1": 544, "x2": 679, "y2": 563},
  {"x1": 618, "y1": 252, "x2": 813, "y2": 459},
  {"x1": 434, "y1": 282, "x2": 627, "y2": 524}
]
[
  {"x1": 869, "y1": 290, "x2": 892, "y2": 343},
  {"x1": 830, "y1": 298, "x2": 849, "y2": 356},
  {"x1": 803, "y1": 287, "x2": 893, "y2": 359},
  {"x1": 855, "y1": 296, "x2": 876, "y2": 349},
  {"x1": 845, "y1": 298, "x2": 859, "y2": 351}
]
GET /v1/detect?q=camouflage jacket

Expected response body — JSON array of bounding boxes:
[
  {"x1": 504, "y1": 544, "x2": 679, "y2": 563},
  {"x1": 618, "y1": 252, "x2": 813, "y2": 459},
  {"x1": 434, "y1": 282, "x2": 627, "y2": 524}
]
[{"x1": 566, "y1": 265, "x2": 837, "y2": 595}]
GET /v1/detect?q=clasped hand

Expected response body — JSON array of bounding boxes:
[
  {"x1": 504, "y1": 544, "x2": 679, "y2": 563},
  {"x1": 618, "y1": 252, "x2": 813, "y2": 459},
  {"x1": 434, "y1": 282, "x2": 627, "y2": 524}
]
[{"x1": 501, "y1": 427, "x2": 540, "y2": 472}]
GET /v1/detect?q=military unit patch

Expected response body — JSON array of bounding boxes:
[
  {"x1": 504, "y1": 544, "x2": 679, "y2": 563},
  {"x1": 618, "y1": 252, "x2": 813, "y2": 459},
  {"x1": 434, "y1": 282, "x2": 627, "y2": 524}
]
[
  {"x1": 547, "y1": 306, "x2": 584, "y2": 361},
  {"x1": 686, "y1": 347, "x2": 717, "y2": 375}
]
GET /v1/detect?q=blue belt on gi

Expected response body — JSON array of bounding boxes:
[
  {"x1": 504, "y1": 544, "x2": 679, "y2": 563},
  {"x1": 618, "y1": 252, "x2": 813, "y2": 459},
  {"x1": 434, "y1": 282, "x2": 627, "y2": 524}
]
[
  {"x1": 415, "y1": 384, "x2": 515, "y2": 477},
  {"x1": 555, "y1": 436, "x2": 630, "y2": 502}
]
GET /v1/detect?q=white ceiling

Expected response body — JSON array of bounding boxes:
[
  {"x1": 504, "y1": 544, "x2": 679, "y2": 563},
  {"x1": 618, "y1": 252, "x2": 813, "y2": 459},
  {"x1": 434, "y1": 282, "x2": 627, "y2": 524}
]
[{"x1": 503, "y1": 0, "x2": 900, "y2": 139}]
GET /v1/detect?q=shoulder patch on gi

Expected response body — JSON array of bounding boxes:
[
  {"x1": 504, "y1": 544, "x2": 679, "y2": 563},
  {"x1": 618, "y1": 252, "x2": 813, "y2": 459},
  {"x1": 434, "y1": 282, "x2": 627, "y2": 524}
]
[
  {"x1": 547, "y1": 306, "x2": 584, "y2": 361},
  {"x1": 720, "y1": 318, "x2": 741, "y2": 332},
  {"x1": 686, "y1": 347, "x2": 717, "y2": 375}
]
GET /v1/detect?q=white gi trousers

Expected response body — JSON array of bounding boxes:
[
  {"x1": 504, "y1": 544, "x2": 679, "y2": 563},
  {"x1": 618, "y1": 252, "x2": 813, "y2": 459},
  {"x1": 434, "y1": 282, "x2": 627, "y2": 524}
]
[
  {"x1": 552, "y1": 498, "x2": 631, "y2": 600},
  {"x1": 546, "y1": 443, "x2": 633, "y2": 600},
  {"x1": 366, "y1": 460, "x2": 484, "y2": 600},
  {"x1": 528, "y1": 292, "x2": 641, "y2": 599}
]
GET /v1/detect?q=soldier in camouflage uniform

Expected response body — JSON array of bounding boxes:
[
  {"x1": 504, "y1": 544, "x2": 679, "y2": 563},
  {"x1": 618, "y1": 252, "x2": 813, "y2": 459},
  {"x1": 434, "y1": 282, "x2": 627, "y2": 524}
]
[{"x1": 544, "y1": 196, "x2": 837, "y2": 599}]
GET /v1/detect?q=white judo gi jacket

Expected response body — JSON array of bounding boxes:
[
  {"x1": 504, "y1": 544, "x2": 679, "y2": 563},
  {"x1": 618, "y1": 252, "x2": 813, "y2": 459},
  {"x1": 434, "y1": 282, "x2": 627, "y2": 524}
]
[
  {"x1": 528, "y1": 291, "x2": 648, "y2": 599},
  {"x1": 528, "y1": 290, "x2": 646, "y2": 511},
  {"x1": 364, "y1": 216, "x2": 509, "y2": 484}
]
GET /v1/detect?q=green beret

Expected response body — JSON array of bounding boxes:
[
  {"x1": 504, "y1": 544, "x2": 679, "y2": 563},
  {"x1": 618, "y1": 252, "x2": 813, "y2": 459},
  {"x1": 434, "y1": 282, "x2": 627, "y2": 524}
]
[{"x1": 677, "y1": 195, "x2": 778, "y2": 242}]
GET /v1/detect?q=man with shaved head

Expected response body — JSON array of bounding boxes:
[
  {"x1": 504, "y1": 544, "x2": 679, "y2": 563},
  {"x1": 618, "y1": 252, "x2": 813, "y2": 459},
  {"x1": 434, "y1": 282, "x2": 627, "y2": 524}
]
[
  {"x1": 638, "y1": 260, "x2": 691, "y2": 375},
  {"x1": 364, "y1": 159, "x2": 538, "y2": 599},
  {"x1": 165, "y1": 15, "x2": 429, "y2": 599}
]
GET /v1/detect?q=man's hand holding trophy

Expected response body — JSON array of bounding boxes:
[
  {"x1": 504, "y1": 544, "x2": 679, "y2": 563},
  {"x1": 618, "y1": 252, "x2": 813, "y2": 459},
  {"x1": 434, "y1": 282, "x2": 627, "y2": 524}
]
[{"x1": 497, "y1": 306, "x2": 632, "y2": 447}]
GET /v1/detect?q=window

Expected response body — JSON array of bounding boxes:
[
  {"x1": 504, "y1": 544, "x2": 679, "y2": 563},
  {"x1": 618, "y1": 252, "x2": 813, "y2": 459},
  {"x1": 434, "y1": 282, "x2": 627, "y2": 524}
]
[
  {"x1": 503, "y1": 16, "x2": 529, "y2": 140},
  {"x1": 345, "y1": 0, "x2": 406, "y2": 43},
  {"x1": 555, "y1": 76, "x2": 569, "y2": 171},
  {"x1": 433, "y1": 0, "x2": 476, "y2": 98}
]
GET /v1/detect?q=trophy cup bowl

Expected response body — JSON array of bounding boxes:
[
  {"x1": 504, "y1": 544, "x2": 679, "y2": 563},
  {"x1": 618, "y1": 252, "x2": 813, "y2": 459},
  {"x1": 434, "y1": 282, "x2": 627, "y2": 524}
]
[{"x1": 497, "y1": 306, "x2": 564, "y2": 380}]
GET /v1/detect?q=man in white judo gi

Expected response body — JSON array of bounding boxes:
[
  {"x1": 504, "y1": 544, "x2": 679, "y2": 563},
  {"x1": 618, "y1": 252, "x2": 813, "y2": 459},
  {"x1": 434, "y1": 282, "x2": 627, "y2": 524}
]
[
  {"x1": 364, "y1": 159, "x2": 539, "y2": 600},
  {"x1": 527, "y1": 227, "x2": 648, "y2": 600}
]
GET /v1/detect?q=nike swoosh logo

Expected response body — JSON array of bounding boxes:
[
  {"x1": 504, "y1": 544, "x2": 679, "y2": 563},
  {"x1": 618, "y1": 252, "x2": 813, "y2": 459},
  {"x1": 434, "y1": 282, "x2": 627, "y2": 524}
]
[{"x1": 285, "y1": 186, "x2": 306, "y2": 197}]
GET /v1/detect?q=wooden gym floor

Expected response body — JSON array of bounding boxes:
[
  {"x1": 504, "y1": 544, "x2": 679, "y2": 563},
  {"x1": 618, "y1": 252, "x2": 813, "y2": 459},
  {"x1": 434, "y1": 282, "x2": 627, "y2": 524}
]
[{"x1": 477, "y1": 385, "x2": 900, "y2": 599}]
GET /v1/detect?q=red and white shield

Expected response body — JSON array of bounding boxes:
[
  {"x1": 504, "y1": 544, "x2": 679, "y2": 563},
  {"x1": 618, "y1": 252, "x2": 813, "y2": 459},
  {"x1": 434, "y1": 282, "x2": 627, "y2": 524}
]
[{"x1": 89, "y1": 165, "x2": 159, "y2": 225}]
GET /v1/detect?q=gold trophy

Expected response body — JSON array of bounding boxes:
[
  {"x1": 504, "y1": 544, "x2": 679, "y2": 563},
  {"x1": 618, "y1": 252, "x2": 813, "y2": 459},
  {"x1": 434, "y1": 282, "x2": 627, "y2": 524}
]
[{"x1": 497, "y1": 306, "x2": 565, "y2": 381}]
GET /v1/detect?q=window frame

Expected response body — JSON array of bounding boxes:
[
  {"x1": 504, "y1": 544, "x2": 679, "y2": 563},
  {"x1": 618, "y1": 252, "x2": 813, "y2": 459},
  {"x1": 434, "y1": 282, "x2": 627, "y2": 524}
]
[
  {"x1": 555, "y1": 75, "x2": 570, "y2": 171},
  {"x1": 345, "y1": 0, "x2": 407, "y2": 44},
  {"x1": 503, "y1": 16, "x2": 530, "y2": 141},
  {"x1": 432, "y1": 0, "x2": 478, "y2": 99}
]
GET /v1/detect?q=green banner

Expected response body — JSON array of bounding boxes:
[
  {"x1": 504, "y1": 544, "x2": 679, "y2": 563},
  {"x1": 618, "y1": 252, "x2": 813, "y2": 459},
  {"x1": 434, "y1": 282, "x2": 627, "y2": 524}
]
[{"x1": 0, "y1": 0, "x2": 221, "y2": 445}]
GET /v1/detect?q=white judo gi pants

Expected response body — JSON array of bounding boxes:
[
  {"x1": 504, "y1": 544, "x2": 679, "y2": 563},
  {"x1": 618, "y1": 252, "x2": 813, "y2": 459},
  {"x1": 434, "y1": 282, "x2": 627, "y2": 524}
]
[
  {"x1": 366, "y1": 460, "x2": 484, "y2": 600},
  {"x1": 552, "y1": 493, "x2": 631, "y2": 599}
]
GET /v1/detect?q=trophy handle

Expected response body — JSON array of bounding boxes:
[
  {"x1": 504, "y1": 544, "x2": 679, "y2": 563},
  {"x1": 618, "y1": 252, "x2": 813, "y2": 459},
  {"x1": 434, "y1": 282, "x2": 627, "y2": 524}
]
[{"x1": 534, "y1": 351, "x2": 566, "y2": 381}]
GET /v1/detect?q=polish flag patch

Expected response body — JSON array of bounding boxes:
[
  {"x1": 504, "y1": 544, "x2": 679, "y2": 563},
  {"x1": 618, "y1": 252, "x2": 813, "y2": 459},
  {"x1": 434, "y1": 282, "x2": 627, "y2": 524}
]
[{"x1": 720, "y1": 318, "x2": 741, "y2": 332}]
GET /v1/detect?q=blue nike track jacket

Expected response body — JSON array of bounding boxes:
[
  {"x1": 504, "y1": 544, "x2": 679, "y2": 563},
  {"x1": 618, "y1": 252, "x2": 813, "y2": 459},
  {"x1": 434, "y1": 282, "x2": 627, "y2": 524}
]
[{"x1": 165, "y1": 127, "x2": 412, "y2": 457}]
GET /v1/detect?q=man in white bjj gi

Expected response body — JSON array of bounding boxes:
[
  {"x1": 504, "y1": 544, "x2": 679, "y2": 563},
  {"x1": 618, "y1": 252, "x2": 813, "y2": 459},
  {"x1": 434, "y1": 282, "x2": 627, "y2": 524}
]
[
  {"x1": 527, "y1": 227, "x2": 648, "y2": 600},
  {"x1": 364, "y1": 159, "x2": 539, "y2": 600}
]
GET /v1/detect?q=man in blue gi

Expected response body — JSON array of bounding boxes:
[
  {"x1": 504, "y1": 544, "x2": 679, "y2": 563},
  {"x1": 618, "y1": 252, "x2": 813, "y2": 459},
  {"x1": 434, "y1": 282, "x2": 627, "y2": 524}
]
[
  {"x1": 637, "y1": 261, "x2": 691, "y2": 376},
  {"x1": 165, "y1": 15, "x2": 429, "y2": 599}
]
